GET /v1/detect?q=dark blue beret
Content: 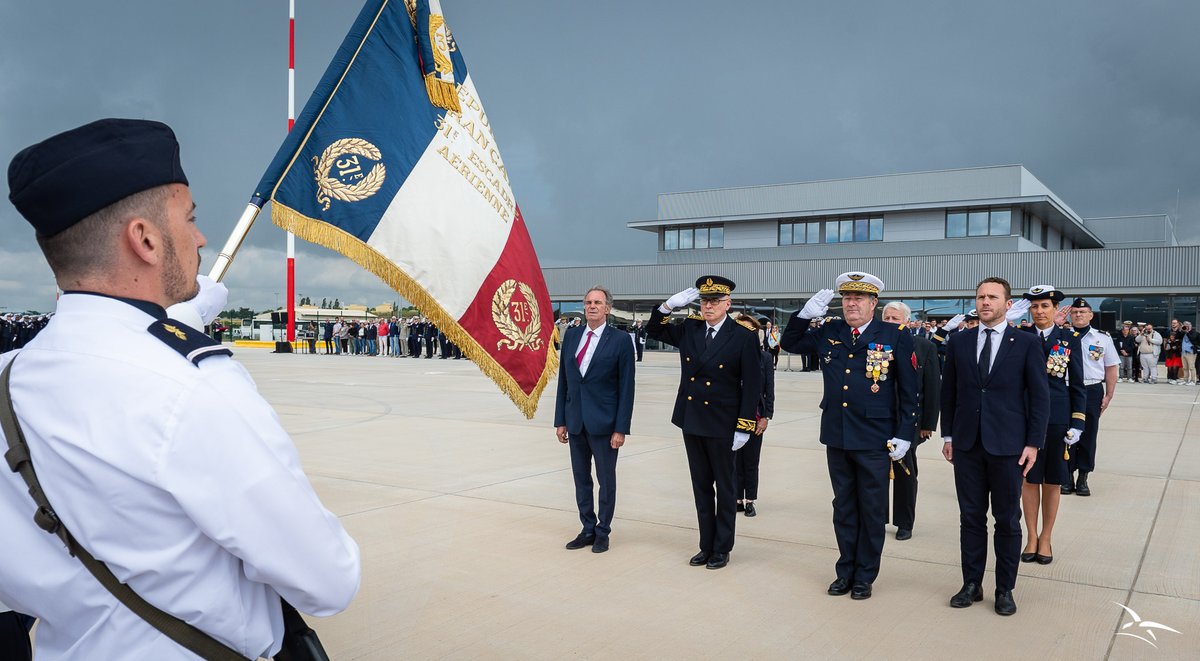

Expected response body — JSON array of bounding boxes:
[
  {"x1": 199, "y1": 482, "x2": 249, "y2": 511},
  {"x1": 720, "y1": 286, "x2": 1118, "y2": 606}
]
[{"x1": 7, "y1": 118, "x2": 188, "y2": 237}]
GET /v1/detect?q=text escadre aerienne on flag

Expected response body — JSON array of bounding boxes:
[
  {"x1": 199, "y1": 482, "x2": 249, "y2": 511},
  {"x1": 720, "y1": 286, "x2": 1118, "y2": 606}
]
[{"x1": 255, "y1": 0, "x2": 557, "y2": 418}]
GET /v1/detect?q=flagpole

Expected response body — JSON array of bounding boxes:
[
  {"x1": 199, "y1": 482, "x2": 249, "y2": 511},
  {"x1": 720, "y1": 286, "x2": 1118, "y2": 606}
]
[{"x1": 285, "y1": 0, "x2": 297, "y2": 345}]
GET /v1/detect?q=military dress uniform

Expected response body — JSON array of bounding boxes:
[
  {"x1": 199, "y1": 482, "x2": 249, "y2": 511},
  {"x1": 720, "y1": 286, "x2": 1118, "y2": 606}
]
[
  {"x1": 0, "y1": 118, "x2": 361, "y2": 659},
  {"x1": 1065, "y1": 299, "x2": 1120, "y2": 495},
  {"x1": 1020, "y1": 286, "x2": 1087, "y2": 488},
  {"x1": 647, "y1": 276, "x2": 763, "y2": 567},
  {"x1": 780, "y1": 273, "x2": 918, "y2": 593}
]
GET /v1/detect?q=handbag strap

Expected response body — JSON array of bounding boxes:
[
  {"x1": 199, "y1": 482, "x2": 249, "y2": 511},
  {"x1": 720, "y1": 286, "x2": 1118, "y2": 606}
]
[{"x1": 0, "y1": 358, "x2": 249, "y2": 661}]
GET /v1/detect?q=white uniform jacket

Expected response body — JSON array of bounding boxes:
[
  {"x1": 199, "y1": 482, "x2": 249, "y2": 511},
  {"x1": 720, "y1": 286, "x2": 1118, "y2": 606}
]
[{"x1": 0, "y1": 294, "x2": 360, "y2": 659}]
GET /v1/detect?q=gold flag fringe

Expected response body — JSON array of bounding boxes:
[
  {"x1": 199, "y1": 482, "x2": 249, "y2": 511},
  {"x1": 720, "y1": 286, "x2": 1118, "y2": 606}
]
[
  {"x1": 271, "y1": 200, "x2": 557, "y2": 419},
  {"x1": 424, "y1": 74, "x2": 461, "y2": 113}
]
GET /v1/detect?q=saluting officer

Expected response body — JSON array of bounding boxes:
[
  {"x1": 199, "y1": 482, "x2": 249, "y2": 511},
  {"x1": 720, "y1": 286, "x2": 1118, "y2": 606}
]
[
  {"x1": 1018, "y1": 286, "x2": 1086, "y2": 565},
  {"x1": 1064, "y1": 298, "x2": 1119, "y2": 496},
  {"x1": 780, "y1": 272, "x2": 918, "y2": 600},
  {"x1": 647, "y1": 276, "x2": 763, "y2": 570}
]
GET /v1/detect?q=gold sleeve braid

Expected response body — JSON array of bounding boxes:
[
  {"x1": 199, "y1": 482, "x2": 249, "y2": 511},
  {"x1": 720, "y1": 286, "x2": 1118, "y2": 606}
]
[{"x1": 736, "y1": 418, "x2": 756, "y2": 433}]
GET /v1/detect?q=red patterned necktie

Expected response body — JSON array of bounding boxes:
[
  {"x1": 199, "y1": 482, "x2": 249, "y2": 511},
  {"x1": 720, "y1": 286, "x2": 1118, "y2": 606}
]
[
  {"x1": 576, "y1": 331, "x2": 594, "y2": 367},
  {"x1": 851, "y1": 328, "x2": 860, "y2": 344}
]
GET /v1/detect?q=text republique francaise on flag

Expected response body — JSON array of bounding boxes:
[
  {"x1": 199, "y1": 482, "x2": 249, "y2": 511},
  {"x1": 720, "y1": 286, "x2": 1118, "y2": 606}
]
[{"x1": 254, "y1": 0, "x2": 557, "y2": 418}]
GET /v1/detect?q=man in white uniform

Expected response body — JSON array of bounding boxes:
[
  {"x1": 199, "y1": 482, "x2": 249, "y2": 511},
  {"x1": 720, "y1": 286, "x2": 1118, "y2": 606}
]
[
  {"x1": 0, "y1": 118, "x2": 360, "y2": 659},
  {"x1": 1063, "y1": 298, "x2": 1120, "y2": 496}
]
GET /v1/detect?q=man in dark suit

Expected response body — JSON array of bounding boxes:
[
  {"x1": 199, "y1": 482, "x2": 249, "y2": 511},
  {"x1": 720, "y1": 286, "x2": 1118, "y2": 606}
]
[
  {"x1": 780, "y1": 273, "x2": 918, "y2": 600},
  {"x1": 941, "y1": 277, "x2": 1049, "y2": 616},
  {"x1": 631, "y1": 321, "x2": 646, "y2": 362},
  {"x1": 647, "y1": 275, "x2": 763, "y2": 570},
  {"x1": 554, "y1": 286, "x2": 635, "y2": 554},
  {"x1": 881, "y1": 301, "x2": 940, "y2": 542}
]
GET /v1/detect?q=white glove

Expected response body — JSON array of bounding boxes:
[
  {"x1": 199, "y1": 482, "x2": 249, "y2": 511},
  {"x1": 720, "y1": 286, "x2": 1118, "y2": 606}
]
[
  {"x1": 732, "y1": 432, "x2": 750, "y2": 451},
  {"x1": 1006, "y1": 298, "x2": 1031, "y2": 323},
  {"x1": 1064, "y1": 428, "x2": 1081, "y2": 446},
  {"x1": 665, "y1": 287, "x2": 700, "y2": 311},
  {"x1": 799, "y1": 289, "x2": 835, "y2": 319},
  {"x1": 888, "y1": 438, "x2": 912, "y2": 461},
  {"x1": 943, "y1": 314, "x2": 966, "y2": 332},
  {"x1": 166, "y1": 275, "x2": 228, "y2": 331}
]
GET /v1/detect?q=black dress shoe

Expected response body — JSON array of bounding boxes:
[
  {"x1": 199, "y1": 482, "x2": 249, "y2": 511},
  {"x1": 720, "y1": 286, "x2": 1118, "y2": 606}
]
[
  {"x1": 689, "y1": 551, "x2": 710, "y2": 566},
  {"x1": 564, "y1": 533, "x2": 595, "y2": 550},
  {"x1": 994, "y1": 589, "x2": 1017, "y2": 616},
  {"x1": 1075, "y1": 472, "x2": 1091, "y2": 496},
  {"x1": 1020, "y1": 551, "x2": 1038, "y2": 563},
  {"x1": 744, "y1": 502, "x2": 757, "y2": 517},
  {"x1": 895, "y1": 528, "x2": 912, "y2": 541},
  {"x1": 736, "y1": 502, "x2": 745, "y2": 512},
  {"x1": 850, "y1": 582, "x2": 873, "y2": 600},
  {"x1": 705, "y1": 553, "x2": 729, "y2": 569},
  {"x1": 827, "y1": 578, "x2": 851, "y2": 596},
  {"x1": 1035, "y1": 545, "x2": 1053, "y2": 565},
  {"x1": 950, "y1": 583, "x2": 983, "y2": 608},
  {"x1": 591, "y1": 537, "x2": 609, "y2": 553}
]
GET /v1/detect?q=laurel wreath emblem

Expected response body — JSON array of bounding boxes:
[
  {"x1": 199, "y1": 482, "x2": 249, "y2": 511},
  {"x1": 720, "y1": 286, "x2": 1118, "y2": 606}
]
[
  {"x1": 311, "y1": 138, "x2": 387, "y2": 211},
  {"x1": 492, "y1": 279, "x2": 544, "y2": 351}
]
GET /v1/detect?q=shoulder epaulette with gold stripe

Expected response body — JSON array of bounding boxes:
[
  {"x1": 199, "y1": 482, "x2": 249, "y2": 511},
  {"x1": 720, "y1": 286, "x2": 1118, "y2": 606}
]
[{"x1": 147, "y1": 319, "x2": 232, "y2": 366}]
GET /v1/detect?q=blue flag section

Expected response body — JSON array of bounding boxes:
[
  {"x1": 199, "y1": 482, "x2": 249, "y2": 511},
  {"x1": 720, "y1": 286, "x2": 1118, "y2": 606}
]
[{"x1": 252, "y1": 0, "x2": 558, "y2": 419}]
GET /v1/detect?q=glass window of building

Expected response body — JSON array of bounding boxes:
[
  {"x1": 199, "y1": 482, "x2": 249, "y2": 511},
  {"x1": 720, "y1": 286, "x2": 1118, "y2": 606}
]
[
  {"x1": 826, "y1": 220, "x2": 840, "y2": 243},
  {"x1": 946, "y1": 211, "x2": 967, "y2": 237},
  {"x1": 840, "y1": 219, "x2": 854, "y2": 242},
  {"x1": 869, "y1": 217, "x2": 883, "y2": 241},
  {"x1": 990, "y1": 209, "x2": 1011, "y2": 235},
  {"x1": 968, "y1": 210, "x2": 989, "y2": 236},
  {"x1": 709, "y1": 226, "x2": 723, "y2": 248},
  {"x1": 694, "y1": 226, "x2": 709, "y2": 249},
  {"x1": 807, "y1": 222, "x2": 822, "y2": 243},
  {"x1": 663, "y1": 228, "x2": 677, "y2": 250},
  {"x1": 678, "y1": 227, "x2": 693, "y2": 249},
  {"x1": 854, "y1": 218, "x2": 870, "y2": 242},
  {"x1": 779, "y1": 222, "x2": 793, "y2": 246}
]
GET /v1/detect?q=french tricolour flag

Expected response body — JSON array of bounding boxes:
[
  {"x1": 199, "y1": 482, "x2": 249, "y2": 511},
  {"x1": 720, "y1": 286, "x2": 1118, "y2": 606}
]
[{"x1": 255, "y1": 0, "x2": 557, "y2": 418}]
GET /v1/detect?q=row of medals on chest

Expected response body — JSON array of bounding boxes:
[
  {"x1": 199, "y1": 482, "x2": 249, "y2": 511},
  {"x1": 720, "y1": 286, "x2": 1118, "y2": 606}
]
[
  {"x1": 1047, "y1": 343, "x2": 1070, "y2": 378},
  {"x1": 866, "y1": 344, "x2": 893, "y2": 394}
]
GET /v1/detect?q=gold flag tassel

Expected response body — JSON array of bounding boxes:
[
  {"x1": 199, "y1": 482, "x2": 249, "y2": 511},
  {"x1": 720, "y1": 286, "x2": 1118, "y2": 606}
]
[
  {"x1": 1064, "y1": 446, "x2": 1070, "y2": 461},
  {"x1": 424, "y1": 74, "x2": 461, "y2": 113},
  {"x1": 886, "y1": 443, "x2": 913, "y2": 480}
]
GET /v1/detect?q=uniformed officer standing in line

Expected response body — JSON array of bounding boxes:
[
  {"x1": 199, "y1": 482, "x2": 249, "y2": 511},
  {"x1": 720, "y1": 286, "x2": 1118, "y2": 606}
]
[
  {"x1": 1064, "y1": 298, "x2": 1119, "y2": 496},
  {"x1": 880, "y1": 301, "x2": 940, "y2": 541},
  {"x1": 780, "y1": 272, "x2": 918, "y2": 600},
  {"x1": 647, "y1": 276, "x2": 763, "y2": 570},
  {"x1": 0, "y1": 118, "x2": 360, "y2": 658},
  {"x1": 1018, "y1": 286, "x2": 1086, "y2": 565}
]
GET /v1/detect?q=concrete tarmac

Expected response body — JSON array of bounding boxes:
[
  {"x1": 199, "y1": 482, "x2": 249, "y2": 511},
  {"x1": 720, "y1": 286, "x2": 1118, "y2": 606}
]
[{"x1": 240, "y1": 348, "x2": 1199, "y2": 660}]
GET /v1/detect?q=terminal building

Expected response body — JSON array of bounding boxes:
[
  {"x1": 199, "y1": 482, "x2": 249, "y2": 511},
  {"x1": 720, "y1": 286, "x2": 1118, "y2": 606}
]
[{"x1": 542, "y1": 165, "x2": 1197, "y2": 334}]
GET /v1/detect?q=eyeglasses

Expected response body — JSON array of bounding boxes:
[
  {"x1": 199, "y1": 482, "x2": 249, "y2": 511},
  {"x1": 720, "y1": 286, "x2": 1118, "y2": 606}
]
[{"x1": 700, "y1": 298, "x2": 730, "y2": 306}]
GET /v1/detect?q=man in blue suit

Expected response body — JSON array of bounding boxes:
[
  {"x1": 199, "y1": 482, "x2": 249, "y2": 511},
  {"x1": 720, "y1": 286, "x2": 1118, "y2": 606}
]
[
  {"x1": 941, "y1": 277, "x2": 1049, "y2": 616},
  {"x1": 554, "y1": 286, "x2": 635, "y2": 554}
]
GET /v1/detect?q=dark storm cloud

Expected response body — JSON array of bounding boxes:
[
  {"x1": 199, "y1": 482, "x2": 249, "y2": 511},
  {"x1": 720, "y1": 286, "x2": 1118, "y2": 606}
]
[{"x1": 2, "y1": 0, "x2": 1197, "y2": 313}]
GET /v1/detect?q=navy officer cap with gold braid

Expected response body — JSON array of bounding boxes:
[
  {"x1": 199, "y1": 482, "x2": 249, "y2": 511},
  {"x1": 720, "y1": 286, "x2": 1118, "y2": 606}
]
[{"x1": 695, "y1": 275, "x2": 735, "y2": 299}]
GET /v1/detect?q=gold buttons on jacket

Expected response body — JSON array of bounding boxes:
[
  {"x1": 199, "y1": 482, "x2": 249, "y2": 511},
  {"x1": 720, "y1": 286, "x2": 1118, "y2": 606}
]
[
  {"x1": 842, "y1": 402, "x2": 848, "y2": 408},
  {"x1": 843, "y1": 385, "x2": 849, "y2": 391},
  {"x1": 687, "y1": 396, "x2": 693, "y2": 401},
  {"x1": 686, "y1": 357, "x2": 691, "y2": 362},
  {"x1": 690, "y1": 377, "x2": 695, "y2": 381},
  {"x1": 706, "y1": 381, "x2": 711, "y2": 386},
  {"x1": 848, "y1": 353, "x2": 854, "y2": 358},
  {"x1": 719, "y1": 364, "x2": 724, "y2": 369},
  {"x1": 845, "y1": 369, "x2": 850, "y2": 374},
  {"x1": 704, "y1": 401, "x2": 709, "y2": 405}
]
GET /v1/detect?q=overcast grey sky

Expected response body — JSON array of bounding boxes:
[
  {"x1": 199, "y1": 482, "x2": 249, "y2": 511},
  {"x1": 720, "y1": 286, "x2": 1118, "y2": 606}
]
[{"x1": 3, "y1": 0, "x2": 1198, "y2": 313}]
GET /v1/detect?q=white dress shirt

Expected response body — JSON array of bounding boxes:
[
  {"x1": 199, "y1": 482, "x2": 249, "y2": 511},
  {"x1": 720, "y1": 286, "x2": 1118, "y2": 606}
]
[
  {"x1": 576, "y1": 323, "x2": 607, "y2": 376},
  {"x1": 976, "y1": 320, "x2": 1007, "y2": 373},
  {"x1": 1078, "y1": 327, "x2": 1120, "y2": 383},
  {"x1": 0, "y1": 294, "x2": 360, "y2": 659}
]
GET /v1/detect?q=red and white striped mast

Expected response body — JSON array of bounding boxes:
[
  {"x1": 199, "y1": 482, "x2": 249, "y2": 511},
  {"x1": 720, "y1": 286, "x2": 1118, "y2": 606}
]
[{"x1": 285, "y1": 0, "x2": 297, "y2": 346}]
